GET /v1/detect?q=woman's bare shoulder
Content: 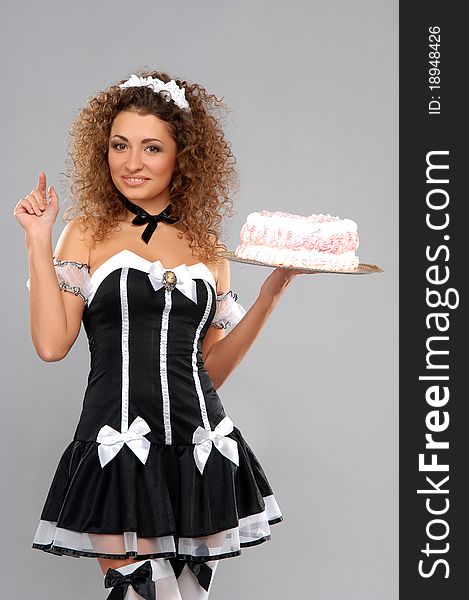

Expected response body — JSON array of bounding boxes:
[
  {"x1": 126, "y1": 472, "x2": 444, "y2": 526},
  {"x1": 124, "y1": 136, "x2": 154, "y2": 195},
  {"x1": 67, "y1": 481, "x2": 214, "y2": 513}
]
[{"x1": 53, "y1": 217, "x2": 95, "y2": 265}]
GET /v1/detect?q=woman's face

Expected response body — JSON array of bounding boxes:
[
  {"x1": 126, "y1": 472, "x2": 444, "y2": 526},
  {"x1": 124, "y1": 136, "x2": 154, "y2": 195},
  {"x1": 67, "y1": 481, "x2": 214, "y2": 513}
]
[{"x1": 108, "y1": 110, "x2": 178, "y2": 204}]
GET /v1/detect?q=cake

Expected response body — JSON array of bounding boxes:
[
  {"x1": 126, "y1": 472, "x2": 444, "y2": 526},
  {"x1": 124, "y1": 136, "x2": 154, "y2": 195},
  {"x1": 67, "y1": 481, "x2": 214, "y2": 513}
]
[{"x1": 234, "y1": 210, "x2": 360, "y2": 270}]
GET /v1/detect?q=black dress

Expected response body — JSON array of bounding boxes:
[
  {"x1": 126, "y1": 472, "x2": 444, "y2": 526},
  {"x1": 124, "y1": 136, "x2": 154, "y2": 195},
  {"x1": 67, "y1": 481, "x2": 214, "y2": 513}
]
[{"x1": 27, "y1": 249, "x2": 283, "y2": 562}]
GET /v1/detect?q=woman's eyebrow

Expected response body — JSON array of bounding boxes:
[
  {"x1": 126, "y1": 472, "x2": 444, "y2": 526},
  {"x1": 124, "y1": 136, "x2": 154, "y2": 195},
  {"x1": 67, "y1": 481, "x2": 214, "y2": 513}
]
[{"x1": 111, "y1": 134, "x2": 163, "y2": 143}]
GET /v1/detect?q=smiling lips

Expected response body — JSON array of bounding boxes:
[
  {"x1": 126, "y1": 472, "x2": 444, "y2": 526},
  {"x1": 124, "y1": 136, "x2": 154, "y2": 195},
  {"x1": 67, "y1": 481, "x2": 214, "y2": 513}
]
[{"x1": 122, "y1": 177, "x2": 150, "y2": 186}]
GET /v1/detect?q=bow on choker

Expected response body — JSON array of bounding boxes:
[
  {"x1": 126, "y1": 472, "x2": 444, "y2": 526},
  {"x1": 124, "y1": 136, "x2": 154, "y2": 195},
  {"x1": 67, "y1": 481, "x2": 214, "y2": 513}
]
[
  {"x1": 104, "y1": 560, "x2": 155, "y2": 600},
  {"x1": 123, "y1": 198, "x2": 179, "y2": 244}
]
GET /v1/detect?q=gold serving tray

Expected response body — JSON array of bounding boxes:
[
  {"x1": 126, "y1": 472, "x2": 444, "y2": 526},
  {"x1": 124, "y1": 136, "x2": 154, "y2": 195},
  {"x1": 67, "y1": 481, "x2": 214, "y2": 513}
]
[{"x1": 220, "y1": 251, "x2": 383, "y2": 275}]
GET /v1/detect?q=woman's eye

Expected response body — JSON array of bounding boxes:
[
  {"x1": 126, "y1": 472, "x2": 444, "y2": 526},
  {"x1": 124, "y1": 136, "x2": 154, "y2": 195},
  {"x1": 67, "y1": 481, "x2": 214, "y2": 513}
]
[{"x1": 110, "y1": 143, "x2": 161, "y2": 153}]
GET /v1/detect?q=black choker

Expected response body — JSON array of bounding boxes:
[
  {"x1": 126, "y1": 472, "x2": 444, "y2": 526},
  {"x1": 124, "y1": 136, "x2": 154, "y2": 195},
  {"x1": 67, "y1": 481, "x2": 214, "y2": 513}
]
[{"x1": 122, "y1": 198, "x2": 179, "y2": 244}]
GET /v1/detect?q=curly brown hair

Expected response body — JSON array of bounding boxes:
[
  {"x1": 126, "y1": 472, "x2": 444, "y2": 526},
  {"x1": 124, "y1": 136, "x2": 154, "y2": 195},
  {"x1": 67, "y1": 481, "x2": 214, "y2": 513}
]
[{"x1": 61, "y1": 68, "x2": 239, "y2": 267}]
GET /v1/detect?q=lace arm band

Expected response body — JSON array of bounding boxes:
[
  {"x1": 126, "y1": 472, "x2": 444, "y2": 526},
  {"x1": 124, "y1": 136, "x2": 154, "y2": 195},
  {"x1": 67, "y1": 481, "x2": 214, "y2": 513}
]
[
  {"x1": 26, "y1": 257, "x2": 91, "y2": 304},
  {"x1": 210, "y1": 290, "x2": 247, "y2": 329}
]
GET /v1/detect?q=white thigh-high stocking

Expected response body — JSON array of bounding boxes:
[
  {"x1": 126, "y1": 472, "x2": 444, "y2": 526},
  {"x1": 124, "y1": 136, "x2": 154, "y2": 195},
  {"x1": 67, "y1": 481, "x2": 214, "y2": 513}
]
[
  {"x1": 103, "y1": 558, "x2": 183, "y2": 600},
  {"x1": 170, "y1": 559, "x2": 219, "y2": 599}
]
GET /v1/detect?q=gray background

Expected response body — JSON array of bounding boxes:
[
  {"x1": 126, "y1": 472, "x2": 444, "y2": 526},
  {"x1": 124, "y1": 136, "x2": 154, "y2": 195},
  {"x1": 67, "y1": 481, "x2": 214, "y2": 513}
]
[{"x1": 0, "y1": 0, "x2": 398, "y2": 598}]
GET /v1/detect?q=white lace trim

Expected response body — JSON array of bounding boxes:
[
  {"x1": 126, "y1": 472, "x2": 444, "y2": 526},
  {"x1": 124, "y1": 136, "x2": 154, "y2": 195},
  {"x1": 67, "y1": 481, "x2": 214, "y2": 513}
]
[
  {"x1": 26, "y1": 258, "x2": 91, "y2": 303},
  {"x1": 120, "y1": 268, "x2": 130, "y2": 432},
  {"x1": 32, "y1": 494, "x2": 283, "y2": 560},
  {"x1": 192, "y1": 280, "x2": 213, "y2": 430},
  {"x1": 210, "y1": 291, "x2": 247, "y2": 329},
  {"x1": 161, "y1": 289, "x2": 173, "y2": 444}
]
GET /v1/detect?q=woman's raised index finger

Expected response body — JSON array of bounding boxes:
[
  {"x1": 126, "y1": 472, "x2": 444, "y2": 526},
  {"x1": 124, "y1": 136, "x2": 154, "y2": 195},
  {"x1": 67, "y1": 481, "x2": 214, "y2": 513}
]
[{"x1": 37, "y1": 171, "x2": 47, "y2": 197}]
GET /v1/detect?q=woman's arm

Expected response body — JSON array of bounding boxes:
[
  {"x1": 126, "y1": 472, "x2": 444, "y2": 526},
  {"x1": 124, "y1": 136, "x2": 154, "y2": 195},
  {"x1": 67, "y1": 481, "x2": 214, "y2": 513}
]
[
  {"x1": 26, "y1": 220, "x2": 90, "y2": 361},
  {"x1": 203, "y1": 264, "x2": 298, "y2": 390},
  {"x1": 16, "y1": 172, "x2": 89, "y2": 361}
]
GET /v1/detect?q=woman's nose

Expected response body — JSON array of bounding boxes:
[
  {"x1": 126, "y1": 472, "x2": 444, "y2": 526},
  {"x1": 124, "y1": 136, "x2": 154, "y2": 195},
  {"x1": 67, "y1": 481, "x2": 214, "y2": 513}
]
[{"x1": 125, "y1": 150, "x2": 144, "y2": 169}]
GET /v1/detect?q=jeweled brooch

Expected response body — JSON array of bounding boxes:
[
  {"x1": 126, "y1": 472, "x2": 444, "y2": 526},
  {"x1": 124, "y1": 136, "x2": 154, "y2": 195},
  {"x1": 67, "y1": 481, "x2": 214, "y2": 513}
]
[{"x1": 163, "y1": 270, "x2": 177, "y2": 291}]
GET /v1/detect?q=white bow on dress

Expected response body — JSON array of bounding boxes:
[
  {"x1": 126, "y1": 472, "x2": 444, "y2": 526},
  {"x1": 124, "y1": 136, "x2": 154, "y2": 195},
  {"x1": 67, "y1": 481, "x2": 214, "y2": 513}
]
[
  {"x1": 192, "y1": 416, "x2": 239, "y2": 475},
  {"x1": 96, "y1": 416, "x2": 151, "y2": 468},
  {"x1": 147, "y1": 261, "x2": 198, "y2": 303}
]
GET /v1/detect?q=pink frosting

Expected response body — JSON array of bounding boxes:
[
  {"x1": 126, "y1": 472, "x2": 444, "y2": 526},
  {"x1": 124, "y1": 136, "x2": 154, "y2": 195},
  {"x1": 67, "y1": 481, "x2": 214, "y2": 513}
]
[
  {"x1": 239, "y1": 222, "x2": 359, "y2": 254},
  {"x1": 236, "y1": 210, "x2": 360, "y2": 269}
]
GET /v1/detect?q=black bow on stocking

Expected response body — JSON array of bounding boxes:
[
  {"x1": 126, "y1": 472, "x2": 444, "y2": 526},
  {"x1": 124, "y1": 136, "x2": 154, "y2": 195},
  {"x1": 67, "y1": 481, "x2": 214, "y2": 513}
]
[
  {"x1": 169, "y1": 548, "x2": 214, "y2": 592},
  {"x1": 123, "y1": 198, "x2": 179, "y2": 244},
  {"x1": 104, "y1": 559, "x2": 155, "y2": 600}
]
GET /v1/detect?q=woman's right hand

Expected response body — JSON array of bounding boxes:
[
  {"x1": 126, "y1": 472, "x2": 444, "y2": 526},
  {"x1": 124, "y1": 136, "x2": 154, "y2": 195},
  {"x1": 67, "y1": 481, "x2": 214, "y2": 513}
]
[{"x1": 13, "y1": 172, "x2": 60, "y2": 236}]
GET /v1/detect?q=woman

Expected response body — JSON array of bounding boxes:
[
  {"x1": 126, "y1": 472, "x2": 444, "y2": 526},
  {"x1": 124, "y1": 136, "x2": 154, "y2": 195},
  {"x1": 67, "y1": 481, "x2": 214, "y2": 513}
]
[{"x1": 14, "y1": 70, "x2": 306, "y2": 599}]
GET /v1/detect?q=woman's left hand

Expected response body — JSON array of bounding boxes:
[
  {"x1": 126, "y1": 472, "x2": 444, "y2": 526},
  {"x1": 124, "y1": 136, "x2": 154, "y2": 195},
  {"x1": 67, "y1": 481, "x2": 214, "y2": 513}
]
[{"x1": 259, "y1": 266, "x2": 318, "y2": 305}]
